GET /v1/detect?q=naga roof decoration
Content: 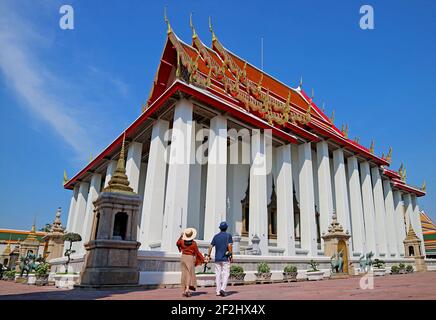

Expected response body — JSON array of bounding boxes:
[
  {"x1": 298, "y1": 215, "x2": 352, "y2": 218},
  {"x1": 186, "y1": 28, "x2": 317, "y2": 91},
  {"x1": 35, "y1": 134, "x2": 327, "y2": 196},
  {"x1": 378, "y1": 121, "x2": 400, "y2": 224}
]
[{"x1": 64, "y1": 15, "x2": 431, "y2": 190}]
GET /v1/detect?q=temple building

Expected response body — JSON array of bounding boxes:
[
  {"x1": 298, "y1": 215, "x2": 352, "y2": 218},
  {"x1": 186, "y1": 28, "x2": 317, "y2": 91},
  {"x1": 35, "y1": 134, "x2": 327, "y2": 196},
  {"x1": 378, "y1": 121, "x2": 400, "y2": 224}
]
[
  {"x1": 60, "y1": 16, "x2": 432, "y2": 284},
  {"x1": 420, "y1": 210, "x2": 436, "y2": 258}
]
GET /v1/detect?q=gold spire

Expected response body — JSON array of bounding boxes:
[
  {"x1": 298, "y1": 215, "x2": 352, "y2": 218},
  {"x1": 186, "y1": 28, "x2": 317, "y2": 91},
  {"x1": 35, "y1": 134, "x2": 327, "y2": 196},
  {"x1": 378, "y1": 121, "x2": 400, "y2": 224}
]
[
  {"x1": 164, "y1": 7, "x2": 172, "y2": 34},
  {"x1": 189, "y1": 13, "x2": 197, "y2": 39},
  {"x1": 329, "y1": 110, "x2": 335, "y2": 124},
  {"x1": 405, "y1": 222, "x2": 419, "y2": 241},
  {"x1": 386, "y1": 147, "x2": 392, "y2": 163},
  {"x1": 208, "y1": 16, "x2": 217, "y2": 42},
  {"x1": 63, "y1": 170, "x2": 68, "y2": 185},
  {"x1": 102, "y1": 133, "x2": 135, "y2": 194},
  {"x1": 51, "y1": 207, "x2": 63, "y2": 233},
  {"x1": 341, "y1": 124, "x2": 349, "y2": 138},
  {"x1": 369, "y1": 139, "x2": 375, "y2": 154},
  {"x1": 421, "y1": 180, "x2": 426, "y2": 192}
]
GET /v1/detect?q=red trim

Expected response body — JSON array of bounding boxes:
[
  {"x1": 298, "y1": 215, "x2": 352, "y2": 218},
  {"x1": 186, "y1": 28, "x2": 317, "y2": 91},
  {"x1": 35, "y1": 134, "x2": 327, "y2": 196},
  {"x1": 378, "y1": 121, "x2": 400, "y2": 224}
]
[
  {"x1": 392, "y1": 182, "x2": 425, "y2": 197},
  {"x1": 383, "y1": 168, "x2": 402, "y2": 180},
  {"x1": 306, "y1": 122, "x2": 389, "y2": 166}
]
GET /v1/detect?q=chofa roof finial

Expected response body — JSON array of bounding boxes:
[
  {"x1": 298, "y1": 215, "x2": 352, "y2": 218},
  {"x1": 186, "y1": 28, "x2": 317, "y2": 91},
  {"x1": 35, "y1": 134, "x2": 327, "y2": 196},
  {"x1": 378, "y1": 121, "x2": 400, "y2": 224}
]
[
  {"x1": 209, "y1": 16, "x2": 217, "y2": 42},
  {"x1": 189, "y1": 12, "x2": 197, "y2": 39},
  {"x1": 164, "y1": 7, "x2": 172, "y2": 35}
]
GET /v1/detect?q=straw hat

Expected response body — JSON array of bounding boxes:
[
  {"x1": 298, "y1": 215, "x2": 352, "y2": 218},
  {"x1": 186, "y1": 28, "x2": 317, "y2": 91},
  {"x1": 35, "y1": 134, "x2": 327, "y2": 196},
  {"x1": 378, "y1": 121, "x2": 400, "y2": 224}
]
[{"x1": 182, "y1": 228, "x2": 197, "y2": 241}]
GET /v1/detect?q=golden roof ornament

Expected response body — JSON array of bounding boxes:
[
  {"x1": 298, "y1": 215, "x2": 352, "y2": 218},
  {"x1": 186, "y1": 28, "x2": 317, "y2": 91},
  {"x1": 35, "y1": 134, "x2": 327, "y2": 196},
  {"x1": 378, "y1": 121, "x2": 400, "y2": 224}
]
[
  {"x1": 354, "y1": 137, "x2": 360, "y2": 144},
  {"x1": 208, "y1": 16, "x2": 217, "y2": 42},
  {"x1": 330, "y1": 110, "x2": 335, "y2": 124},
  {"x1": 297, "y1": 76, "x2": 303, "y2": 90},
  {"x1": 398, "y1": 163, "x2": 404, "y2": 176},
  {"x1": 386, "y1": 147, "x2": 392, "y2": 163},
  {"x1": 421, "y1": 180, "x2": 426, "y2": 192},
  {"x1": 63, "y1": 170, "x2": 68, "y2": 185},
  {"x1": 369, "y1": 139, "x2": 375, "y2": 154},
  {"x1": 89, "y1": 153, "x2": 93, "y2": 162},
  {"x1": 102, "y1": 133, "x2": 135, "y2": 194},
  {"x1": 341, "y1": 124, "x2": 349, "y2": 138},
  {"x1": 189, "y1": 13, "x2": 197, "y2": 39},
  {"x1": 164, "y1": 7, "x2": 172, "y2": 35}
]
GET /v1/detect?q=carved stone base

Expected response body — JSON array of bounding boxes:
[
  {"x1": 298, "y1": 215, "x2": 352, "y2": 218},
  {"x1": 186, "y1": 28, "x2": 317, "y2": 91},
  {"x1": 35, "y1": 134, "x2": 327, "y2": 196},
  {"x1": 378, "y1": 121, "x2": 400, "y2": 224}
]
[
  {"x1": 414, "y1": 256, "x2": 427, "y2": 272},
  {"x1": 80, "y1": 239, "x2": 140, "y2": 286}
]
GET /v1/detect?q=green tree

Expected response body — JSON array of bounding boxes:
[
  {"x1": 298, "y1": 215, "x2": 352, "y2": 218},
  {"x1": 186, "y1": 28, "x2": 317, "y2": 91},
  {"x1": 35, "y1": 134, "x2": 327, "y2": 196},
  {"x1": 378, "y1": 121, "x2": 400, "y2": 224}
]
[{"x1": 61, "y1": 232, "x2": 82, "y2": 274}]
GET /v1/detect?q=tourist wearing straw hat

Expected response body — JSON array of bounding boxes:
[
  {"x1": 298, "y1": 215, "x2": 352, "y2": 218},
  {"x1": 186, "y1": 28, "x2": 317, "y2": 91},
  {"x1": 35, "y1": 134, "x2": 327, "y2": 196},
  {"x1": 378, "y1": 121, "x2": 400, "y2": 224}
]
[{"x1": 176, "y1": 227, "x2": 205, "y2": 297}]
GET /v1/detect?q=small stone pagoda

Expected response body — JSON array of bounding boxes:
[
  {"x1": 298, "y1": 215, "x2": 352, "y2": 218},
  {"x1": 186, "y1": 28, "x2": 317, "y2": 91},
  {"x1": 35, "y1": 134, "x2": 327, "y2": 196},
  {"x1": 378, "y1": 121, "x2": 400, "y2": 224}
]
[
  {"x1": 79, "y1": 134, "x2": 142, "y2": 288},
  {"x1": 42, "y1": 208, "x2": 65, "y2": 261},
  {"x1": 322, "y1": 213, "x2": 352, "y2": 275},
  {"x1": 404, "y1": 223, "x2": 427, "y2": 272}
]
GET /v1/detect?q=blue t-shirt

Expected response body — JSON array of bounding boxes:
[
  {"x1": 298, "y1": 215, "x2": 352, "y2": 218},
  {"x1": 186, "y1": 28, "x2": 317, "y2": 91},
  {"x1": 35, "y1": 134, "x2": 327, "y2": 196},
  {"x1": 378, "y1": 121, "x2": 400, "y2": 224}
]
[{"x1": 211, "y1": 232, "x2": 233, "y2": 262}]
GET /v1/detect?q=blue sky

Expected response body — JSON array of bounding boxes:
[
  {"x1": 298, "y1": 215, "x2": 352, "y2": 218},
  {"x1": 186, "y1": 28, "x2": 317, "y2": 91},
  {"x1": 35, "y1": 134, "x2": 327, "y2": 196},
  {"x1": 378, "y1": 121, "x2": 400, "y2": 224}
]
[{"x1": 0, "y1": 0, "x2": 435, "y2": 230}]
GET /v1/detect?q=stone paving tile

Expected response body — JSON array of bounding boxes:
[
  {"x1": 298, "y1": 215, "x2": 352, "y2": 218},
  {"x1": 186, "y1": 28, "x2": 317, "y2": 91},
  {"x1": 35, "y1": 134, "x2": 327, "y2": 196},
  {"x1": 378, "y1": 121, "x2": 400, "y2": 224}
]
[{"x1": 0, "y1": 272, "x2": 435, "y2": 300}]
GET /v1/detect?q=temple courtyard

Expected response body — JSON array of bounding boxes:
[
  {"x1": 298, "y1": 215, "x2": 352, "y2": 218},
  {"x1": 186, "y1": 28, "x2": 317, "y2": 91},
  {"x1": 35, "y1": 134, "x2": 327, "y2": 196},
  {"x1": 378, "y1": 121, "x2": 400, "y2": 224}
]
[{"x1": 0, "y1": 272, "x2": 435, "y2": 300}]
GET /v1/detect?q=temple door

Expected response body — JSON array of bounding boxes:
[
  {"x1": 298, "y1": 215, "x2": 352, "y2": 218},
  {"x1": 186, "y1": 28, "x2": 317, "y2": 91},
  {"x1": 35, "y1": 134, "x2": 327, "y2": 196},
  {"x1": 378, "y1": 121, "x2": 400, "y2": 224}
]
[{"x1": 338, "y1": 240, "x2": 349, "y2": 273}]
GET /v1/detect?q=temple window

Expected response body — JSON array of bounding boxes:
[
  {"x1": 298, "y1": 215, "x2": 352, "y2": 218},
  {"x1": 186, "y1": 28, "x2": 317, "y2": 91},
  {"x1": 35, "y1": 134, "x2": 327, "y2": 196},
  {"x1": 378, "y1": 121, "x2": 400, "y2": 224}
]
[
  {"x1": 113, "y1": 212, "x2": 128, "y2": 240},
  {"x1": 241, "y1": 182, "x2": 249, "y2": 237},
  {"x1": 267, "y1": 181, "x2": 277, "y2": 239},
  {"x1": 409, "y1": 246, "x2": 415, "y2": 256},
  {"x1": 293, "y1": 188, "x2": 301, "y2": 241}
]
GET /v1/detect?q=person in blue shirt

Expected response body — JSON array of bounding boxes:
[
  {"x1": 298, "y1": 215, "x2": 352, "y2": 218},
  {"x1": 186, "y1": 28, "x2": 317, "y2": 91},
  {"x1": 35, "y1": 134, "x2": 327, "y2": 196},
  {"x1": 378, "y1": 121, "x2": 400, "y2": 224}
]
[{"x1": 206, "y1": 221, "x2": 233, "y2": 297}]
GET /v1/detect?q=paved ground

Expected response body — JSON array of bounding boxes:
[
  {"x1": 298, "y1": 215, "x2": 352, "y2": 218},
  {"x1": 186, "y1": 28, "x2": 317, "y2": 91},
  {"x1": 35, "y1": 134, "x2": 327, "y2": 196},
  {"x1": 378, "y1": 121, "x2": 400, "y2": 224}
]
[{"x1": 0, "y1": 272, "x2": 435, "y2": 300}]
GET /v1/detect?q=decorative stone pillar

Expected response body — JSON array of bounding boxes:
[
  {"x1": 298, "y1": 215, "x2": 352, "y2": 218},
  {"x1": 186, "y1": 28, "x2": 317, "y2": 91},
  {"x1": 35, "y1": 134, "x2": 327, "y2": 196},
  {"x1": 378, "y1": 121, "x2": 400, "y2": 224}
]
[
  {"x1": 347, "y1": 156, "x2": 365, "y2": 256},
  {"x1": 232, "y1": 234, "x2": 241, "y2": 255},
  {"x1": 333, "y1": 148, "x2": 351, "y2": 238},
  {"x1": 360, "y1": 161, "x2": 377, "y2": 254},
  {"x1": 322, "y1": 214, "x2": 352, "y2": 275},
  {"x1": 275, "y1": 144, "x2": 295, "y2": 255},
  {"x1": 139, "y1": 119, "x2": 169, "y2": 249},
  {"x1": 382, "y1": 179, "x2": 399, "y2": 257},
  {"x1": 248, "y1": 130, "x2": 269, "y2": 255},
  {"x1": 43, "y1": 208, "x2": 65, "y2": 261},
  {"x1": 393, "y1": 191, "x2": 406, "y2": 256},
  {"x1": 161, "y1": 99, "x2": 195, "y2": 252},
  {"x1": 297, "y1": 142, "x2": 318, "y2": 256},
  {"x1": 371, "y1": 166, "x2": 388, "y2": 257},
  {"x1": 79, "y1": 135, "x2": 141, "y2": 288},
  {"x1": 403, "y1": 224, "x2": 427, "y2": 272},
  {"x1": 204, "y1": 115, "x2": 228, "y2": 241},
  {"x1": 316, "y1": 141, "x2": 334, "y2": 246}
]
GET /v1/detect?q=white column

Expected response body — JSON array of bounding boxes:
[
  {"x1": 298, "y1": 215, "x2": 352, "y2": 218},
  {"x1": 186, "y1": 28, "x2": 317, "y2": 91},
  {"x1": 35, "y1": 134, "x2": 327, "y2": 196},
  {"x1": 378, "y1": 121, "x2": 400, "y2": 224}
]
[
  {"x1": 333, "y1": 148, "x2": 351, "y2": 236},
  {"x1": 403, "y1": 193, "x2": 413, "y2": 231},
  {"x1": 71, "y1": 181, "x2": 89, "y2": 252},
  {"x1": 316, "y1": 141, "x2": 333, "y2": 245},
  {"x1": 347, "y1": 156, "x2": 365, "y2": 256},
  {"x1": 204, "y1": 115, "x2": 228, "y2": 241},
  {"x1": 411, "y1": 194, "x2": 426, "y2": 257},
  {"x1": 393, "y1": 190, "x2": 406, "y2": 256},
  {"x1": 276, "y1": 144, "x2": 295, "y2": 255},
  {"x1": 81, "y1": 174, "x2": 102, "y2": 247},
  {"x1": 139, "y1": 120, "x2": 169, "y2": 249},
  {"x1": 125, "y1": 141, "x2": 143, "y2": 193},
  {"x1": 161, "y1": 99, "x2": 195, "y2": 252},
  {"x1": 65, "y1": 185, "x2": 79, "y2": 232},
  {"x1": 71, "y1": 181, "x2": 89, "y2": 235},
  {"x1": 371, "y1": 166, "x2": 388, "y2": 257},
  {"x1": 382, "y1": 179, "x2": 399, "y2": 257},
  {"x1": 360, "y1": 161, "x2": 376, "y2": 254},
  {"x1": 104, "y1": 160, "x2": 117, "y2": 188},
  {"x1": 298, "y1": 142, "x2": 318, "y2": 256},
  {"x1": 248, "y1": 130, "x2": 269, "y2": 255}
]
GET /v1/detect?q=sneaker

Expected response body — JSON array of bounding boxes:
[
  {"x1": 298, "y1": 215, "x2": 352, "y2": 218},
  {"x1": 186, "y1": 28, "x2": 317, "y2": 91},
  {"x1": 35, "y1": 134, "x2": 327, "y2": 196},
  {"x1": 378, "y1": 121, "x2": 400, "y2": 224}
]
[
  {"x1": 216, "y1": 292, "x2": 221, "y2": 296},
  {"x1": 219, "y1": 290, "x2": 226, "y2": 297}
]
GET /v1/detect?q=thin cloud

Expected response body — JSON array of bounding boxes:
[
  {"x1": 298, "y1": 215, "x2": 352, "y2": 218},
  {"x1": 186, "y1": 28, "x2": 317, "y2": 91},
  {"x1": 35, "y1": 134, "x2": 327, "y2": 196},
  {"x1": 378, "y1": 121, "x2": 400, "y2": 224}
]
[{"x1": 0, "y1": 2, "x2": 101, "y2": 161}]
